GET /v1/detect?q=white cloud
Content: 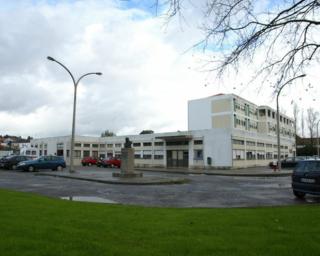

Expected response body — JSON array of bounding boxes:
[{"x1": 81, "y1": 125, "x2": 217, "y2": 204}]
[{"x1": 0, "y1": 0, "x2": 319, "y2": 138}]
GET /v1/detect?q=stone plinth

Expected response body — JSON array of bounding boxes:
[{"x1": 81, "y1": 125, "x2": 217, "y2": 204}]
[{"x1": 112, "y1": 148, "x2": 143, "y2": 178}]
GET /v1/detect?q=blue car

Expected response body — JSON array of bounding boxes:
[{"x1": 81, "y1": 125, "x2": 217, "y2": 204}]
[{"x1": 17, "y1": 155, "x2": 66, "y2": 172}]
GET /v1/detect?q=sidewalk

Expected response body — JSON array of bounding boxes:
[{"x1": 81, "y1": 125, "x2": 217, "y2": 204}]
[
  {"x1": 35, "y1": 166, "x2": 292, "y2": 186},
  {"x1": 135, "y1": 166, "x2": 293, "y2": 177},
  {"x1": 36, "y1": 168, "x2": 189, "y2": 185}
]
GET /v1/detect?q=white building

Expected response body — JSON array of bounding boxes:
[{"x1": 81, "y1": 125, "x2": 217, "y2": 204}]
[{"x1": 30, "y1": 94, "x2": 295, "y2": 169}]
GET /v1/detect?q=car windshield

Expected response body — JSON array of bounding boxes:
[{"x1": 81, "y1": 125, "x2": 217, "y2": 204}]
[{"x1": 295, "y1": 161, "x2": 320, "y2": 172}]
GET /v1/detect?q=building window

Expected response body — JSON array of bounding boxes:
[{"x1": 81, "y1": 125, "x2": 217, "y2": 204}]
[
  {"x1": 44, "y1": 150, "x2": 47, "y2": 156},
  {"x1": 92, "y1": 144, "x2": 99, "y2": 148},
  {"x1": 246, "y1": 151, "x2": 256, "y2": 160},
  {"x1": 233, "y1": 150, "x2": 245, "y2": 160},
  {"x1": 154, "y1": 141, "x2": 164, "y2": 146},
  {"x1": 39, "y1": 150, "x2": 42, "y2": 156},
  {"x1": 67, "y1": 150, "x2": 70, "y2": 157},
  {"x1": 246, "y1": 141, "x2": 256, "y2": 146},
  {"x1": 92, "y1": 151, "x2": 98, "y2": 158},
  {"x1": 74, "y1": 150, "x2": 81, "y2": 158},
  {"x1": 99, "y1": 144, "x2": 105, "y2": 148},
  {"x1": 143, "y1": 150, "x2": 152, "y2": 159},
  {"x1": 257, "y1": 143, "x2": 265, "y2": 147},
  {"x1": 194, "y1": 150, "x2": 203, "y2": 160},
  {"x1": 143, "y1": 142, "x2": 152, "y2": 147},
  {"x1": 154, "y1": 150, "x2": 164, "y2": 160},
  {"x1": 259, "y1": 109, "x2": 266, "y2": 117},
  {"x1": 194, "y1": 140, "x2": 203, "y2": 145},
  {"x1": 133, "y1": 142, "x2": 141, "y2": 147},
  {"x1": 83, "y1": 150, "x2": 90, "y2": 157},
  {"x1": 266, "y1": 152, "x2": 273, "y2": 159},
  {"x1": 107, "y1": 144, "x2": 113, "y2": 148},
  {"x1": 84, "y1": 144, "x2": 90, "y2": 148},
  {"x1": 115, "y1": 143, "x2": 122, "y2": 147},
  {"x1": 166, "y1": 141, "x2": 189, "y2": 146},
  {"x1": 75, "y1": 143, "x2": 81, "y2": 147},
  {"x1": 233, "y1": 139, "x2": 245, "y2": 145},
  {"x1": 257, "y1": 151, "x2": 265, "y2": 159}
]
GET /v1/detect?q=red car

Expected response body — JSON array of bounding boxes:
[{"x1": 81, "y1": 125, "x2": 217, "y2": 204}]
[
  {"x1": 81, "y1": 157, "x2": 98, "y2": 166},
  {"x1": 97, "y1": 157, "x2": 121, "y2": 168}
]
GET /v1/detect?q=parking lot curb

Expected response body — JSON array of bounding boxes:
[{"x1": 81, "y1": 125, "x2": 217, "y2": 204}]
[
  {"x1": 135, "y1": 168, "x2": 293, "y2": 177},
  {"x1": 35, "y1": 173, "x2": 190, "y2": 185}
]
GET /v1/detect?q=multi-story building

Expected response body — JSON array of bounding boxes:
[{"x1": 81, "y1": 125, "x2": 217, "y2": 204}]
[{"x1": 29, "y1": 93, "x2": 295, "y2": 169}]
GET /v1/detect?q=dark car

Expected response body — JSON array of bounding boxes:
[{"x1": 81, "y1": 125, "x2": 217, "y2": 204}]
[
  {"x1": 292, "y1": 160, "x2": 320, "y2": 198},
  {"x1": 0, "y1": 155, "x2": 32, "y2": 170},
  {"x1": 17, "y1": 155, "x2": 66, "y2": 172},
  {"x1": 269, "y1": 157, "x2": 303, "y2": 169},
  {"x1": 81, "y1": 156, "x2": 97, "y2": 166},
  {"x1": 97, "y1": 157, "x2": 121, "y2": 168}
]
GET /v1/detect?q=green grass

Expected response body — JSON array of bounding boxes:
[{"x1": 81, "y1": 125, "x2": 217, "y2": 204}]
[{"x1": 0, "y1": 189, "x2": 319, "y2": 256}]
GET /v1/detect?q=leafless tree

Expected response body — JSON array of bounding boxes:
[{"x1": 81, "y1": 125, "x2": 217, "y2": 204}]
[
  {"x1": 306, "y1": 107, "x2": 319, "y2": 146},
  {"x1": 158, "y1": 0, "x2": 319, "y2": 89},
  {"x1": 293, "y1": 102, "x2": 300, "y2": 136},
  {"x1": 293, "y1": 102, "x2": 300, "y2": 153},
  {"x1": 301, "y1": 109, "x2": 305, "y2": 137}
]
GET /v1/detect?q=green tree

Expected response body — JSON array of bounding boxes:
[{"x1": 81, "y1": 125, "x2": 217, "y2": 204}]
[{"x1": 101, "y1": 130, "x2": 116, "y2": 137}]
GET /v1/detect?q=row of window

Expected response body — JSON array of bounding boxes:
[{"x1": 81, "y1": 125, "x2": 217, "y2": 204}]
[
  {"x1": 53, "y1": 140, "x2": 204, "y2": 149},
  {"x1": 233, "y1": 115, "x2": 258, "y2": 130},
  {"x1": 259, "y1": 109, "x2": 294, "y2": 126},
  {"x1": 232, "y1": 139, "x2": 289, "y2": 149},
  {"x1": 233, "y1": 100, "x2": 258, "y2": 117},
  {"x1": 233, "y1": 149, "x2": 288, "y2": 160}
]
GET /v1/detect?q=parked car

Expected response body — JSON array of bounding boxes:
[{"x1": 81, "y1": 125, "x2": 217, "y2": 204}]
[
  {"x1": 269, "y1": 157, "x2": 303, "y2": 169},
  {"x1": 97, "y1": 157, "x2": 121, "y2": 168},
  {"x1": 17, "y1": 155, "x2": 66, "y2": 172},
  {"x1": 0, "y1": 155, "x2": 32, "y2": 170},
  {"x1": 81, "y1": 157, "x2": 98, "y2": 166},
  {"x1": 292, "y1": 160, "x2": 320, "y2": 198}
]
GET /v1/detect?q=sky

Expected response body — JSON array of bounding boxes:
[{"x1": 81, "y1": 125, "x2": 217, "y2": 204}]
[{"x1": 0, "y1": 0, "x2": 319, "y2": 138}]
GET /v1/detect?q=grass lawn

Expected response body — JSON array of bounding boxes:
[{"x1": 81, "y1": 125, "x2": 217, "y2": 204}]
[{"x1": 0, "y1": 189, "x2": 319, "y2": 256}]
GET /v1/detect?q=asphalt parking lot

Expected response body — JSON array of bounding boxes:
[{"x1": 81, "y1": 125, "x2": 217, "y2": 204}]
[{"x1": 0, "y1": 167, "x2": 319, "y2": 208}]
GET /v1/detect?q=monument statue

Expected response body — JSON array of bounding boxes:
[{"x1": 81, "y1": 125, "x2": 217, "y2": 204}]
[
  {"x1": 112, "y1": 137, "x2": 142, "y2": 178},
  {"x1": 124, "y1": 137, "x2": 132, "y2": 148}
]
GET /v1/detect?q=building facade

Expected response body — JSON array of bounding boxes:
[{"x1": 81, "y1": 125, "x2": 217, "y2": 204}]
[{"x1": 29, "y1": 94, "x2": 295, "y2": 169}]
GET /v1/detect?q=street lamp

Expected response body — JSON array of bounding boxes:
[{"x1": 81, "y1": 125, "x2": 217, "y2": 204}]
[
  {"x1": 47, "y1": 56, "x2": 102, "y2": 173},
  {"x1": 317, "y1": 119, "x2": 320, "y2": 158},
  {"x1": 276, "y1": 74, "x2": 306, "y2": 171}
]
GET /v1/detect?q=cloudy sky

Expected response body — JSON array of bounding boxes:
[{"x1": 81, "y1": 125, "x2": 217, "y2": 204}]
[{"x1": 0, "y1": 0, "x2": 319, "y2": 138}]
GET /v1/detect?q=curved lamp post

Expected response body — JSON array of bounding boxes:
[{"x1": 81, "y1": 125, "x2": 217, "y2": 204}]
[
  {"x1": 317, "y1": 119, "x2": 320, "y2": 158},
  {"x1": 47, "y1": 56, "x2": 102, "y2": 173},
  {"x1": 276, "y1": 74, "x2": 306, "y2": 171}
]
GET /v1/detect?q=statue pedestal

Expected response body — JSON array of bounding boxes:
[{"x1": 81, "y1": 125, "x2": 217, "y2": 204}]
[{"x1": 112, "y1": 148, "x2": 142, "y2": 178}]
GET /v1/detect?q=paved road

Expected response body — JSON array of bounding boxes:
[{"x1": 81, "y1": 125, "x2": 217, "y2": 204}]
[{"x1": 0, "y1": 167, "x2": 319, "y2": 208}]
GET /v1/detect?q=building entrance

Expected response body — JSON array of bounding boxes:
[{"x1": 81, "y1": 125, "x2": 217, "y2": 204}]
[{"x1": 167, "y1": 150, "x2": 189, "y2": 168}]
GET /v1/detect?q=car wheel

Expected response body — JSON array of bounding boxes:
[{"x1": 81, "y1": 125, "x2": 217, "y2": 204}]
[
  {"x1": 56, "y1": 165, "x2": 63, "y2": 171},
  {"x1": 293, "y1": 190, "x2": 305, "y2": 199},
  {"x1": 82, "y1": 163, "x2": 85, "y2": 166},
  {"x1": 28, "y1": 166, "x2": 35, "y2": 172},
  {"x1": 11, "y1": 164, "x2": 17, "y2": 170}
]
